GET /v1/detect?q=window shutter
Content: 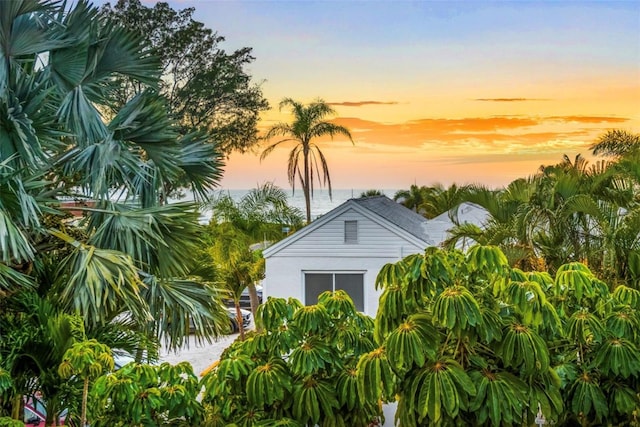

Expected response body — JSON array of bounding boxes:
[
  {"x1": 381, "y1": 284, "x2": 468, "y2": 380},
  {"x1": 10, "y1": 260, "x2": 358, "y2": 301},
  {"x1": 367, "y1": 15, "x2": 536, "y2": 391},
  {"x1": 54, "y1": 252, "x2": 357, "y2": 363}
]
[{"x1": 344, "y1": 220, "x2": 358, "y2": 243}]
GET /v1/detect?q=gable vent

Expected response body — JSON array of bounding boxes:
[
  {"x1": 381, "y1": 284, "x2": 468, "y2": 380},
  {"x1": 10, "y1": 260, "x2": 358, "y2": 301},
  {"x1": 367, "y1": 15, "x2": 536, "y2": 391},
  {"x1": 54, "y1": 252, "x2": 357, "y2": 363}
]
[{"x1": 344, "y1": 220, "x2": 358, "y2": 243}]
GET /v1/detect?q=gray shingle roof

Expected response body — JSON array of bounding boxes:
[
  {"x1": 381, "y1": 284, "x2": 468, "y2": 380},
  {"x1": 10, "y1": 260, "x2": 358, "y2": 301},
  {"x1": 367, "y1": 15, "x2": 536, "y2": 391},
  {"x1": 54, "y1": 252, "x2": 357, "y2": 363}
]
[{"x1": 351, "y1": 196, "x2": 433, "y2": 244}]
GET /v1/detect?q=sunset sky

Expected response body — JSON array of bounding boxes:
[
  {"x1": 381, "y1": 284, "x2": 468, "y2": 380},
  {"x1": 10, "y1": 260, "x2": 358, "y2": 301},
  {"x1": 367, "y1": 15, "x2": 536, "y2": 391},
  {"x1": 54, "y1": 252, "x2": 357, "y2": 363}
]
[{"x1": 137, "y1": 1, "x2": 639, "y2": 190}]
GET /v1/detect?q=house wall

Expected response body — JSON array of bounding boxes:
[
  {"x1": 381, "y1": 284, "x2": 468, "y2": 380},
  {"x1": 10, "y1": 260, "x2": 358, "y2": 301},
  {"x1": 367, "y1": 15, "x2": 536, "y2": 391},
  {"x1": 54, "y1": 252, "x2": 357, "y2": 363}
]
[
  {"x1": 263, "y1": 206, "x2": 426, "y2": 427},
  {"x1": 263, "y1": 208, "x2": 427, "y2": 317}
]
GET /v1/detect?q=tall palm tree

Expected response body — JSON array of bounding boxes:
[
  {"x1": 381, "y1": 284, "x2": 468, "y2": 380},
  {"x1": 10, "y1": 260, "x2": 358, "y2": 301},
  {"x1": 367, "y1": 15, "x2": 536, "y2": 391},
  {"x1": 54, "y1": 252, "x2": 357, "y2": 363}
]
[{"x1": 260, "y1": 98, "x2": 353, "y2": 223}]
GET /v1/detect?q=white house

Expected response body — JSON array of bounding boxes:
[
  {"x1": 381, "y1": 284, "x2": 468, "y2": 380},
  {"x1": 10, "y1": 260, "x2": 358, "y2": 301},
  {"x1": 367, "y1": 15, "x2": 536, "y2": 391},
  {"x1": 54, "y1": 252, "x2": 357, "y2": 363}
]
[
  {"x1": 423, "y1": 202, "x2": 490, "y2": 250},
  {"x1": 262, "y1": 196, "x2": 488, "y2": 426},
  {"x1": 262, "y1": 195, "x2": 435, "y2": 317}
]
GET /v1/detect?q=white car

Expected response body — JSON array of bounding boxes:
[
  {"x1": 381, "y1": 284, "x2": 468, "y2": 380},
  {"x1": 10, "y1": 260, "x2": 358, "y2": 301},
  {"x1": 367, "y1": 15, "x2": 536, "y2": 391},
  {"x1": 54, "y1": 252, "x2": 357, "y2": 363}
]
[{"x1": 226, "y1": 307, "x2": 252, "y2": 334}]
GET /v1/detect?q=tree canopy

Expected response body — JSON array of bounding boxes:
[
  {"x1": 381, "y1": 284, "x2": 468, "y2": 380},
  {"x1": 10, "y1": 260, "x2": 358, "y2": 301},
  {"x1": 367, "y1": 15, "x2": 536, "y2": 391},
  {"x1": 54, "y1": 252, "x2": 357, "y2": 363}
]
[
  {"x1": 100, "y1": 0, "x2": 269, "y2": 155},
  {"x1": 0, "y1": 0, "x2": 229, "y2": 423}
]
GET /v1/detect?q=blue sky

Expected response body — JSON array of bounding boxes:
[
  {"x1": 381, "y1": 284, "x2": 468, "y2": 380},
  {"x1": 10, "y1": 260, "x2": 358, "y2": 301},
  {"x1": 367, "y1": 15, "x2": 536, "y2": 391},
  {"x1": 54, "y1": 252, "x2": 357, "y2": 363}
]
[{"x1": 103, "y1": 0, "x2": 640, "y2": 189}]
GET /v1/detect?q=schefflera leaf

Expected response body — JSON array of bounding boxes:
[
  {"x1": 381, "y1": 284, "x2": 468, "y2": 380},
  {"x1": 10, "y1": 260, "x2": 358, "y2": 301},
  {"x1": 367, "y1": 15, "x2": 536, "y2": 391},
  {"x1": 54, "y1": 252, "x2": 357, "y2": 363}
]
[
  {"x1": 566, "y1": 309, "x2": 606, "y2": 344},
  {"x1": 317, "y1": 289, "x2": 357, "y2": 317},
  {"x1": 246, "y1": 358, "x2": 292, "y2": 408},
  {"x1": 469, "y1": 369, "x2": 528, "y2": 427},
  {"x1": 356, "y1": 347, "x2": 395, "y2": 405},
  {"x1": 385, "y1": 313, "x2": 438, "y2": 373},
  {"x1": 605, "y1": 308, "x2": 639, "y2": 340},
  {"x1": 504, "y1": 280, "x2": 547, "y2": 326},
  {"x1": 432, "y1": 286, "x2": 482, "y2": 332},
  {"x1": 289, "y1": 336, "x2": 336, "y2": 376},
  {"x1": 554, "y1": 262, "x2": 596, "y2": 300},
  {"x1": 569, "y1": 371, "x2": 609, "y2": 422},
  {"x1": 292, "y1": 375, "x2": 338, "y2": 425},
  {"x1": 409, "y1": 358, "x2": 476, "y2": 424},
  {"x1": 499, "y1": 322, "x2": 550, "y2": 374},
  {"x1": 291, "y1": 304, "x2": 331, "y2": 335},
  {"x1": 613, "y1": 284, "x2": 640, "y2": 309},
  {"x1": 375, "y1": 285, "x2": 408, "y2": 344},
  {"x1": 593, "y1": 338, "x2": 640, "y2": 378},
  {"x1": 335, "y1": 367, "x2": 359, "y2": 411},
  {"x1": 256, "y1": 297, "x2": 291, "y2": 331}
]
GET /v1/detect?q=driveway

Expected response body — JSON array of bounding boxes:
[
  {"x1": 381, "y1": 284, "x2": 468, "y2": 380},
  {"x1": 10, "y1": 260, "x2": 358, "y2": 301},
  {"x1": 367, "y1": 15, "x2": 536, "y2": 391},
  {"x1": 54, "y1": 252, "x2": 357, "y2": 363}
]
[{"x1": 159, "y1": 329, "x2": 246, "y2": 376}]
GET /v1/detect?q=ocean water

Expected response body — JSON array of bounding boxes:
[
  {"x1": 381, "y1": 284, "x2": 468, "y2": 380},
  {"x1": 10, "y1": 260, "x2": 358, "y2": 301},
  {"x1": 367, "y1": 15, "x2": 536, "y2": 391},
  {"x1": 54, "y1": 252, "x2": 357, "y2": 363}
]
[{"x1": 196, "y1": 188, "x2": 400, "y2": 223}]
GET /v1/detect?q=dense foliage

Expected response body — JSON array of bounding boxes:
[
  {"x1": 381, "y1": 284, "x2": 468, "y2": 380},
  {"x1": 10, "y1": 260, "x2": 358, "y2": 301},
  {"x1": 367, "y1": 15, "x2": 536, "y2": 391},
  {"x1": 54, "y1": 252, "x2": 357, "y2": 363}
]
[
  {"x1": 200, "y1": 183, "x2": 304, "y2": 334},
  {"x1": 395, "y1": 131, "x2": 640, "y2": 286},
  {"x1": 359, "y1": 245, "x2": 640, "y2": 426},
  {"x1": 100, "y1": 0, "x2": 270, "y2": 155},
  {"x1": 200, "y1": 292, "x2": 380, "y2": 426},
  {"x1": 90, "y1": 361, "x2": 203, "y2": 426},
  {"x1": 0, "y1": 0, "x2": 229, "y2": 423}
]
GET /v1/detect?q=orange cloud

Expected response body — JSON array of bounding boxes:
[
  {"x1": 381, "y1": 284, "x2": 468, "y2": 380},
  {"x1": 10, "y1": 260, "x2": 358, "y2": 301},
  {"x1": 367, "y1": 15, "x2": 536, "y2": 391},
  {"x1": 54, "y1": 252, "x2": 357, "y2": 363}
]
[
  {"x1": 326, "y1": 116, "x2": 542, "y2": 148},
  {"x1": 474, "y1": 98, "x2": 550, "y2": 102},
  {"x1": 546, "y1": 116, "x2": 630, "y2": 124},
  {"x1": 328, "y1": 101, "x2": 399, "y2": 107}
]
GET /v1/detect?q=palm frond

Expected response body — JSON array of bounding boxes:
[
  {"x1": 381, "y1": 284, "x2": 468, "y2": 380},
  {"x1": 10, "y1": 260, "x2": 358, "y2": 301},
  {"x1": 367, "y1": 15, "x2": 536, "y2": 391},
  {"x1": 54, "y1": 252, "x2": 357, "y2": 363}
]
[
  {"x1": 591, "y1": 130, "x2": 640, "y2": 158},
  {"x1": 51, "y1": 229, "x2": 149, "y2": 326},
  {"x1": 86, "y1": 201, "x2": 203, "y2": 278},
  {"x1": 313, "y1": 145, "x2": 332, "y2": 197},
  {"x1": 259, "y1": 136, "x2": 295, "y2": 161},
  {"x1": 0, "y1": 0, "x2": 64, "y2": 62},
  {"x1": 0, "y1": 208, "x2": 35, "y2": 263},
  {"x1": 92, "y1": 23, "x2": 160, "y2": 86},
  {"x1": 176, "y1": 131, "x2": 224, "y2": 201},
  {"x1": 140, "y1": 274, "x2": 229, "y2": 351},
  {"x1": 309, "y1": 122, "x2": 353, "y2": 143},
  {"x1": 0, "y1": 262, "x2": 35, "y2": 295}
]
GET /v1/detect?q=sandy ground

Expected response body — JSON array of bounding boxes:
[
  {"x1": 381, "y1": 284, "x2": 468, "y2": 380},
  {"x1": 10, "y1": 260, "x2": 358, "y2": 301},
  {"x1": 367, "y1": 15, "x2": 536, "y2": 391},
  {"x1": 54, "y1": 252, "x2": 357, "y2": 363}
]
[{"x1": 159, "y1": 324, "x2": 252, "y2": 376}]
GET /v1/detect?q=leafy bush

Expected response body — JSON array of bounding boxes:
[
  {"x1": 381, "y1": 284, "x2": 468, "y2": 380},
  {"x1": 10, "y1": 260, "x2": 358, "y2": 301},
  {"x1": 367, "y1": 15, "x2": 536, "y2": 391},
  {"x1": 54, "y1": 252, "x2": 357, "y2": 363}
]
[
  {"x1": 201, "y1": 292, "x2": 380, "y2": 426},
  {"x1": 359, "y1": 245, "x2": 640, "y2": 426}
]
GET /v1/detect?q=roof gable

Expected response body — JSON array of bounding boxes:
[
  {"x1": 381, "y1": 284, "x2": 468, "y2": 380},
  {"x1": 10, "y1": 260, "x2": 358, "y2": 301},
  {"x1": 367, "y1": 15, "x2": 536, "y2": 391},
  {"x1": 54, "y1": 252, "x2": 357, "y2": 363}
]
[{"x1": 263, "y1": 196, "x2": 432, "y2": 257}]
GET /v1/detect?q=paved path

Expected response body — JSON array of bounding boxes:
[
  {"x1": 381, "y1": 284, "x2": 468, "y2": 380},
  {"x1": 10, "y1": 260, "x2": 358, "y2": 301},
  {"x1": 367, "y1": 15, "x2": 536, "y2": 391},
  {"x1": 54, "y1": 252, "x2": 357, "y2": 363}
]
[{"x1": 159, "y1": 325, "x2": 252, "y2": 376}]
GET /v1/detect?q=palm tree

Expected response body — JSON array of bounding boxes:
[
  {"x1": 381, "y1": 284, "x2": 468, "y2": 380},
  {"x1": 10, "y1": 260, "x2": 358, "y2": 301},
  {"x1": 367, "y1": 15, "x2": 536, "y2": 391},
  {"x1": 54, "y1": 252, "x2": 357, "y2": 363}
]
[
  {"x1": 359, "y1": 189, "x2": 385, "y2": 198},
  {"x1": 0, "y1": 0, "x2": 227, "y2": 385},
  {"x1": 394, "y1": 184, "x2": 429, "y2": 213},
  {"x1": 590, "y1": 130, "x2": 640, "y2": 158},
  {"x1": 205, "y1": 183, "x2": 304, "y2": 317},
  {"x1": 261, "y1": 98, "x2": 353, "y2": 223}
]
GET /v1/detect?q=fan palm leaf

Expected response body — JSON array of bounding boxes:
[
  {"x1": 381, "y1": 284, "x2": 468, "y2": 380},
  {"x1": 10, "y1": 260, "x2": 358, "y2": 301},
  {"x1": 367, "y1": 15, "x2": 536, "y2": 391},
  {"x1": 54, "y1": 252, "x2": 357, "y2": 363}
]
[
  {"x1": 51, "y1": 229, "x2": 149, "y2": 326},
  {"x1": 140, "y1": 275, "x2": 229, "y2": 351},
  {"x1": 86, "y1": 201, "x2": 203, "y2": 278}
]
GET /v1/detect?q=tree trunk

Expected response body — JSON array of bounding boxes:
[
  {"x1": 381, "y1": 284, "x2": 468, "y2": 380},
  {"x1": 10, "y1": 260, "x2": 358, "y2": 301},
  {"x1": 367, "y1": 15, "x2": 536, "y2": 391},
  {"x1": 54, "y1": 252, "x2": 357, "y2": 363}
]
[
  {"x1": 247, "y1": 282, "x2": 261, "y2": 332},
  {"x1": 235, "y1": 302, "x2": 245, "y2": 341},
  {"x1": 303, "y1": 145, "x2": 311, "y2": 224},
  {"x1": 82, "y1": 377, "x2": 89, "y2": 427},
  {"x1": 11, "y1": 394, "x2": 21, "y2": 420}
]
